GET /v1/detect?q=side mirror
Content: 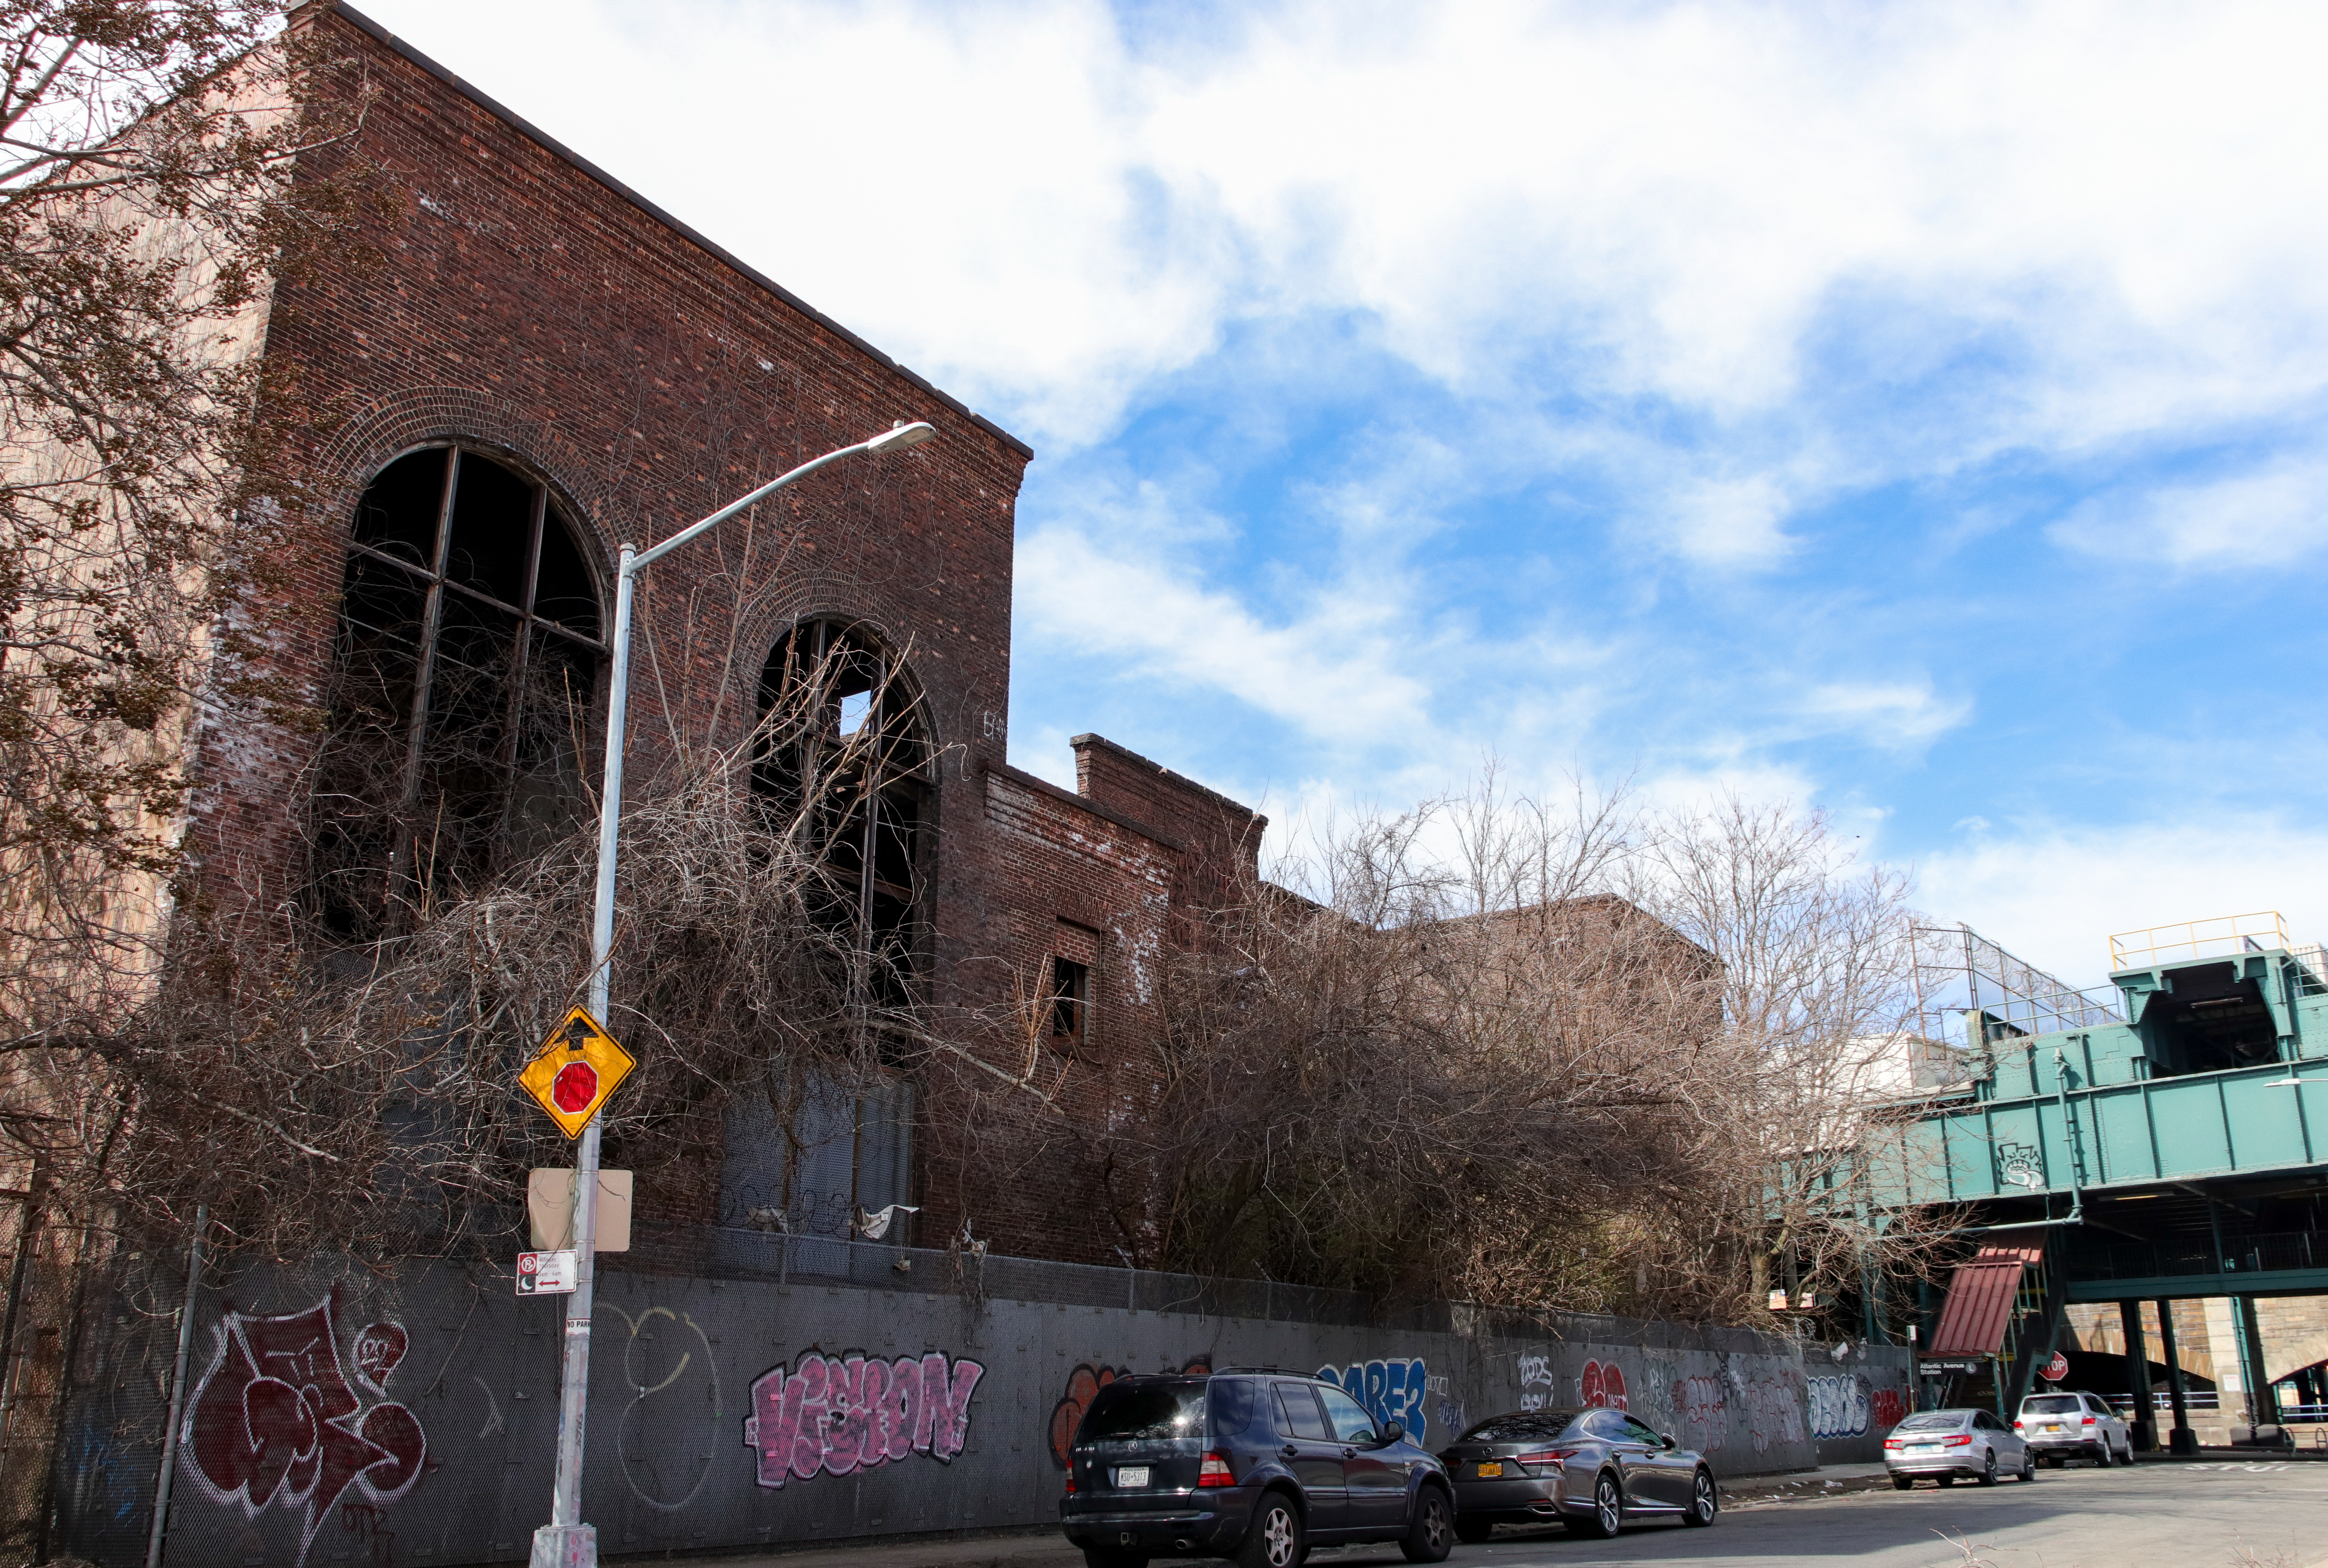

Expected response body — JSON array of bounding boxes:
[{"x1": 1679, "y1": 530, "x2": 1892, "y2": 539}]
[
  {"x1": 1660, "y1": 1433, "x2": 1677, "y2": 1449},
  {"x1": 1379, "y1": 1420, "x2": 1404, "y2": 1444}
]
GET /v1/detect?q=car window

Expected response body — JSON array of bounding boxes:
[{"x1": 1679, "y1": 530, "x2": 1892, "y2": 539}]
[
  {"x1": 1463, "y1": 1411, "x2": 1584, "y2": 1442},
  {"x1": 1317, "y1": 1385, "x2": 1379, "y2": 1444},
  {"x1": 1616, "y1": 1415, "x2": 1665, "y2": 1446},
  {"x1": 1582, "y1": 1409, "x2": 1628, "y2": 1440},
  {"x1": 1895, "y1": 1412, "x2": 1966, "y2": 1432},
  {"x1": 1274, "y1": 1383, "x2": 1333, "y2": 1441},
  {"x1": 2022, "y1": 1395, "x2": 2080, "y2": 1414},
  {"x1": 1079, "y1": 1382, "x2": 1207, "y2": 1444},
  {"x1": 1209, "y1": 1377, "x2": 1256, "y2": 1441}
]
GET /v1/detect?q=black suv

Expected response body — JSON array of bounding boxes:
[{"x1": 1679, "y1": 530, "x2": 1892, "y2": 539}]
[{"x1": 1058, "y1": 1369, "x2": 1455, "y2": 1568}]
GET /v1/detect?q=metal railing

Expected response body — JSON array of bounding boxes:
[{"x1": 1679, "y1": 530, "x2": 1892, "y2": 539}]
[
  {"x1": 2073, "y1": 1230, "x2": 2322, "y2": 1284},
  {"x1": 2109, "y1": 912, "x2": 2294, "y2": 972}
]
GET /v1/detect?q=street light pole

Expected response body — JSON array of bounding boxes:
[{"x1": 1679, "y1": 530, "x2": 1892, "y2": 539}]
[{"x1": 529, "y1": 420, "x2": 937, "y2": 1568}]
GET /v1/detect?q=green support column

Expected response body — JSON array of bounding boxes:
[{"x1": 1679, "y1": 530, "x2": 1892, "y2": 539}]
[
  {"x1": 2119, "y1": 1300, "x2": 2157, "y2": 1451},
  {"x1": 2237, "y1": 1295, "x2": 2280, "y2": 1432},
  {"x1": 2156, "y1": 1297, "x2": 2197, "y2": 1455}
]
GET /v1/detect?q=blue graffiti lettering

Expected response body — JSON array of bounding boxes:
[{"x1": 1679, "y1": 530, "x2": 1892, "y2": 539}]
[{"x1": 1316, "y1": 1357, "x2": 1431, "y2": 1444}]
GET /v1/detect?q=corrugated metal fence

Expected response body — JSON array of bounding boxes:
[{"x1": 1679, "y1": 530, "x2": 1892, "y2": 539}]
[{"x1": 21, "y1": 1227, "x2": 1907, "y2": 1568}]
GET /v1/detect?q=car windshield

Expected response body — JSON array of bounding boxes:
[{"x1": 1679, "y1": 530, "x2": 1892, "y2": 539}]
[
  {"x1": 1895, "y1": 1412, "x2": 1968, "y2": 1432},
  {"x1": 1078, "y1": 1382, "x2": 1207, "y2": 1444},
  {"x1": 1462, "y1": 1411, "x2": 1584, "y2": 1442},
  {"x1": 2022, "y1": 1396, "x2": 2082, "y2": 1414}
]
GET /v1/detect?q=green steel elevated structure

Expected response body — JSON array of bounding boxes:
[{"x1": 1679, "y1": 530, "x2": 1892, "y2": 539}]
[{"x1": 1874, "y1": 915, "x2": 2328, "y2": 1449}]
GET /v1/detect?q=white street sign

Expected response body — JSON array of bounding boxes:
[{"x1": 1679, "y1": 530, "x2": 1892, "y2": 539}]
[{"x1": 517, "y1": 1249, "x2": 578, "y2": 1295}]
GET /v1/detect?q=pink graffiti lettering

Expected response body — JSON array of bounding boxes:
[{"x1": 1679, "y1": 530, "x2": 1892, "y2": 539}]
[
  {"x1": 1579, "y1": 1359, "x2": 1628, "y2": 1411},
  {"x1": 183, "y1": 1299, "x2": 427, "y2": 1566},
  {"x1": 1871, "y1": 1386, "x2": 1907, "y2": 1431},
  {"x1": 744, "y1": 1349, "x2": 985, "y2": 1488}
]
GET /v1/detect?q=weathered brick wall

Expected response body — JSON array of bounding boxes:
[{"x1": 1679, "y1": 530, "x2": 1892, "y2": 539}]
[{"x1": 173, "y1": 5, "x2": 1255, "y2": 1268}]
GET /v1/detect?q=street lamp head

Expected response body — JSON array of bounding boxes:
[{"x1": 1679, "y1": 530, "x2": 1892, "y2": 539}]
[{"x1": 866, "y1": 420, "x2": 938, "y2": 455}]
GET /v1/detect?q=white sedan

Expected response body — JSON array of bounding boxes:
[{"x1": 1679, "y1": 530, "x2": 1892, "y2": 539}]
[{"x1": 1884, "y1": 1408, "x2": 2035, "y2": 1488}]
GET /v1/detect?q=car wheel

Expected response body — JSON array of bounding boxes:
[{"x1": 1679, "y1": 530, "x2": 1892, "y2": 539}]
[
  {"x1": 1682, "y1": 1469, "x2": 1719, "y2": 1527},
  {"x1": 1454, "y1": 1516, "x2": 1494, "y2": 1545},
  {"x1": 1892, "y1": 1475, "x2": 1915, "y2": 1491},
  {"x1": 1978, "y1": 1450, "x2": 1998, "y2": 1487},
  {"x1": 1235, "y1": 1495, "x2": 1304, "y2": 1568},
  {"x1": 2019, "y1": 1449, "x2": 2037, "y2": 1483},
  {"x1": 1564, "y1": 1473, "x2": 1623, "y2": 1539},
  {"x1": 1400, "y1": 1485, "x2": 1454, "y2": 1564}
]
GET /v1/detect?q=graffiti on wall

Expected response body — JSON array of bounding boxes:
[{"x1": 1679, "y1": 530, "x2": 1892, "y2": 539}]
[
  {"x1": 1048, "y1": 1357, "x2": 1211, "y2": 1467},
  {"x1": 1579, "y1": 1359, "x2": 1628, "y2": 1411},
  {"x1": 1677, "y1": 1374, "x2": 1728, "y2": 1453},
  {"x1": 744, "y1": 1349, "x2": 984, "y2": 1487},
  {"x1": 1517, "y1": 1353, "x2": 1557, "y2": 1413},
  {"x1": 1806, "y1": 1374, "x2": 1874, "y2": 1441},
  {"x1": 609, "y1": 1304, "x2": 723, "y2": 1512},
  {"x1": 1742, "y1": 1372, "x2": 1807, "y2": 1454},
  {"x1": 1317, "y1": 1357, "x2": 1433, "y2": 1444},
  {"x1": 182, "y1": 1297, "x2": 427, "y2": 1566},
  {"x1": 1871, "y1": 1386, "x2": 1907, "y2": 1430}
]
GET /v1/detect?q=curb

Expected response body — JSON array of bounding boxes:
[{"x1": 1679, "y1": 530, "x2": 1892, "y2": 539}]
[{"x1": 1719, "y1": 1467, "x2": 1895, "y2": 1508}]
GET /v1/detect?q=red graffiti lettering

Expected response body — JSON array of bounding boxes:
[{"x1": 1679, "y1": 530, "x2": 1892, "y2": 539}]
[
  {"x1": 184, "y1": 1299, "x2": 427, "y2": 1566},
  {"x1": 1580, "y1": 1359, "x2": 1628, "y2": 1411},
  {"x1": 1871, "y1": 1387, "x2": 1907, "y2": 1431}
]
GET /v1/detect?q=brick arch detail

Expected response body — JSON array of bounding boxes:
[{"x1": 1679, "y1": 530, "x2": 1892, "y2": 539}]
[{"x1": 305, "y1": 385, "x2": 626, "y2": 561}]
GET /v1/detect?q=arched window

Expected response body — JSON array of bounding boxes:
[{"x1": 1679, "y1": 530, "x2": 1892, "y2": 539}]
[
  {"x1": 752, "y1": 617, "x2": 932, "y2": 1004},
  {"x1": 311, "y1": 446, "x2": 603, "y2": 936}
]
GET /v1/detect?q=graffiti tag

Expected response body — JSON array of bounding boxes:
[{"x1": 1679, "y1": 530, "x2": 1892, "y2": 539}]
[
  {"x1": 1580, "y1": 1359, "x2": 1628, "y2": 1411},
  {"x1": 1048, "y1": 1357, "x2": 1210, "y2": 1468},
  {"x1": 744, "y1": 1349, "x2": 984, "y2": 1487},
  {"x1": 1871, "y1": 1386, "x2": 1907, "y2": 1430},
  {"x1": 1743, "y1": 1372, "x2": 1807, "y2": 1454},
  {"x1": 1677, "y1": 1373, "x2": 1727, "y2": 1453},
  {"x1": 1317, "y1": 1357, "x2": 1432, "y2": 1444},
  {"x1": 183, "y1": 1297, "x2": 427, "y2": 1566},
  {"x1": 1807, "y1": 1374, "x2": 1872, "y2": 1440}
]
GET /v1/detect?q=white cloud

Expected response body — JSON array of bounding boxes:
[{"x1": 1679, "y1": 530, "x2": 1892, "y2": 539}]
[
  {"x1": 1917, "y1": 818, "x2": 2328, "y2": 989},
  {"x1": 2055, "y1": 458, "x2": 2328, "y2": 566},
  {"x1": 1797, "y1": 682, "x2": 1972, "y2": 750},
  {"x1": 356, "y1": 0, "x2": 2328, "y2": 494}
]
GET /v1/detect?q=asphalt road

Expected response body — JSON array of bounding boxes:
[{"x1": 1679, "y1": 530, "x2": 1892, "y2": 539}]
[{"x1": 1299, "y1": 1462, "x2": 2328, "y2": 1568}]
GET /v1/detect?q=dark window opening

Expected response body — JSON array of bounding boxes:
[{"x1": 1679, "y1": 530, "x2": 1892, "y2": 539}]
[
  {"x1": 1050, "y1": 956, "x2": 1088, "y2": 1038},
  {"x1": 311, "y1": 446, "x2": 603, "y2": 938},
  {"x1": 2136, "y1": 962, "x2": 2281, "y2": 1077},
  {"x1": 752, "y1": 618, "x2": 932, "y2": 1008}
]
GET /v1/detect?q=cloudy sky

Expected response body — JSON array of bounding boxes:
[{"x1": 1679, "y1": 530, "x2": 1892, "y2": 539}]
[{"x1": 354, "y1": 0, "x2": 2328, "y2": 984}]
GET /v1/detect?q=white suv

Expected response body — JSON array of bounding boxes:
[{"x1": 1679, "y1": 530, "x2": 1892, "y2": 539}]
[{"x1": 2015, "y1": 1390, "x2": 2132, "y2": 1467}]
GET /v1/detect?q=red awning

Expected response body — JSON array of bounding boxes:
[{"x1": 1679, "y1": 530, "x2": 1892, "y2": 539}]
[{"x1": 1926, "y1": 1245, "x2": 2042, "y2": 1358}]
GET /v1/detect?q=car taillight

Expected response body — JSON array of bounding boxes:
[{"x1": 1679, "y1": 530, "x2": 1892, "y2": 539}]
[
  {"x1": 2081, "y1": 1416, "x2": 2096, "y2": 1426},
  {"x1": 1943, "y1": 1435, "x2": 1973, "y2": 1448},
  {"x1": 1063, "y1": 1475, "x2": 1076, "y2": 1493},
  {"x1": 1198, "y1": 1452, "x2": 1235, "y2": 1487},
  {"x1": 2013, "y1": 1421, "x2": 2025, "y2": 1430},
  {"x1": 1514, "y1": 1448, "x2": 1582, "y2": 1473},
  {"x1": 1884, "y1": 1438, "x2": 1904, "y2": 1449}
]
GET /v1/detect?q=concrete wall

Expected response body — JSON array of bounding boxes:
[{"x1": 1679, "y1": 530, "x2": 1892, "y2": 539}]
[
  {"x1": 1805, "y1": 1345, "x2": 1915, "y2": 1464},
  {"x1": 53, "y1": 1256, "x2": 1837, "y2": 1568}
]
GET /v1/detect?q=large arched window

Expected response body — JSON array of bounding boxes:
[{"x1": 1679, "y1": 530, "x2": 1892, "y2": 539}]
[
  {"x1": 311, "y1": 446, "x2": 603, "y2": 936},
  {"x1": 752, "y1": 617, "x2": 932, "y2": 1005}
]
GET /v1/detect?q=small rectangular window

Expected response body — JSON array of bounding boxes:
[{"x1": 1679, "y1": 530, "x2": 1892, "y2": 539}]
[{"x1": 1050, "y1": 956, "x2": 1088, "y2": 1038}]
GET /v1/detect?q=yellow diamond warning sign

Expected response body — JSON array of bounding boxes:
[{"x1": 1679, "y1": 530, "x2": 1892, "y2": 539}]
[{"x1": 520, "y1": 1007, "x2": 636, "y2": 1139}]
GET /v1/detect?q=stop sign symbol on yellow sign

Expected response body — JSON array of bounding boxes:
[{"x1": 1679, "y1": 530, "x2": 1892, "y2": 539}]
[{"x1": 521, "y1": 1006, "x2": 636, "y2": 1138}]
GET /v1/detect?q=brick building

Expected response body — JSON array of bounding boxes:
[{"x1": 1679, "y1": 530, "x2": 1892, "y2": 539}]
[{"x1": 181, "y1": 1, "x2": 1266, "y2": 1267}]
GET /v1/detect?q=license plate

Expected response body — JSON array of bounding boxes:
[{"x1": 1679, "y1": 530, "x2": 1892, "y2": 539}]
[
  {"x1": 2043, "y1": 1423, "x2": 2063, "y2": 1433},
  {"x1": 1115, "y1": 1467, "x2": 1149, "y2": 1488},
  {"x1": 1476, "y1": 1462, "x2": 1504, "y2": 1478},
  {"x1": 1910, "y1": 1444, "x2": 1940, "y2": 1453}
]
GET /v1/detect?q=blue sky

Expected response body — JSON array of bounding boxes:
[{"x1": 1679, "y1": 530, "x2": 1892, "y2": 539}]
[{"x1": 356, "y1": 0, "x2": 2328, "y2": 984}]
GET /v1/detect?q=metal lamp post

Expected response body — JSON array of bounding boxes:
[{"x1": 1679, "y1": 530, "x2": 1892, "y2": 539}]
[{"x1": 530, "y1": 419, "x2": 938, "y2": 1568}]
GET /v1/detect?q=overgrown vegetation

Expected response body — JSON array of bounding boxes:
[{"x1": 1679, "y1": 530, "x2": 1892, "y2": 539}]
[{"x1": 1133, "y1": 777, "x2": 1963, "y2": 1329}]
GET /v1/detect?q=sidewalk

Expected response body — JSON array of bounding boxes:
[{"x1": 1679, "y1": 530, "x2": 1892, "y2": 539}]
[{"x1": 673, "y1": 1464, "x2": 1898, "y2": 1568}]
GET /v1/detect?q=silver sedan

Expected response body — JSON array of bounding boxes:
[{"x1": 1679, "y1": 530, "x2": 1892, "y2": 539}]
[
  {"x1": 1884, "y1": 1408, "x2": 2035, "y2": 1488},
  {"x1": 1440, "y1": 1407, "x2": 1718, "y2": 1540}
]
